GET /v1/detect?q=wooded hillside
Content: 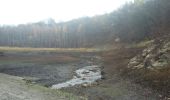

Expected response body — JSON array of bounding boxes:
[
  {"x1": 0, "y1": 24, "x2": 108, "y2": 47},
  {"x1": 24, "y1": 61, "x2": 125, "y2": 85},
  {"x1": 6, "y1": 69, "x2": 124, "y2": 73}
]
[{"x1": 0, "y1": 0, "x2": 169, "y2": 48}]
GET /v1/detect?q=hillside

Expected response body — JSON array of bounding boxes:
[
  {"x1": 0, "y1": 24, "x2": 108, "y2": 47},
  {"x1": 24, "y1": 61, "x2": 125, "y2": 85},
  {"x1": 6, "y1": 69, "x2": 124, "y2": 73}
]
[
  {"x1": 126, "y1": 34, "x2": 170, "y2": 97},
  {"x1": 0, "y1": 0, "x2": 169, "y2": 48},
  {"x1": 0, "y1": 0, "x2": 170, "y2": 99}
]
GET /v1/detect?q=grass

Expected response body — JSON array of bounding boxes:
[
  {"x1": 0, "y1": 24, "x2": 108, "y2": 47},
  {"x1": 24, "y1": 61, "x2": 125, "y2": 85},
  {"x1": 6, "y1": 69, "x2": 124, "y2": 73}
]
[
  {"x1": 130, "y1": 40, "x2": 154, "y2": 48},
  {"x1": 126, "y1": 66, "x2": 170, "y2": 97},
  {"x1": 29, "y1": 84, "x2": 87, "y2": 100},
  {"x1": 94, "y1": 83, "x2": 129, "y2": 98},
  {"x1": 0, "y1": 73, "x2": 87, "y2": 100},
  {"x1": 0, "y1": 46, "x2": 100, "y2": 52},
  {"x1": 0, "y1": 47, "x2": 90, "y2": 99}
]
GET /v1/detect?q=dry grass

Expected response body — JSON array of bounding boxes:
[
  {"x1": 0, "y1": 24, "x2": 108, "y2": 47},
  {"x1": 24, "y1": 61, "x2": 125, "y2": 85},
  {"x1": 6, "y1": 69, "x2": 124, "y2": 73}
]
[
  {"x1": 130, "y1": 40, "x2": 154, "y2": 48},
  {"x1": 0, "y1": 47, "x2": 100, "y2": 52},
  {"x1": 28, "y1": 55, "x2": 80, "y2": 64},
  {"x1": 125, "y1": 63, "x2": 170, "y2": 97},
  {"x1": 0, "y1": 73, "x2": 87, "y2": 100}
]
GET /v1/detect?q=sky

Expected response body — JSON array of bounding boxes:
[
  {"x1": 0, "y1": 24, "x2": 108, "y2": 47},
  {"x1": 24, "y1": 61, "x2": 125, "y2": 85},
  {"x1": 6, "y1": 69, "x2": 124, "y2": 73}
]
[{"x1": 0, "y1": 0, "x2": 132, "y2": 25}]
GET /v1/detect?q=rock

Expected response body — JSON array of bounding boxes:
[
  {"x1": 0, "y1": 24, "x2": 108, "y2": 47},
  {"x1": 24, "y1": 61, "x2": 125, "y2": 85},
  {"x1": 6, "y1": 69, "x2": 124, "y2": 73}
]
[
  {"x1": 159, "y1": 42, "x2": 170, "y2": 53},
  {"x1": 82, "y1": 70, "x2": 90, "y2": 74},
  {"x1": 82, "y1": 83, "x2": 89, "y2": 87},
  {"x1": 128, "y1": 56, "x2": 142, "y2": 68},
  {"x1": 128, "y1": 39, "x2": 170, "y2": 70},
  {"x1": 134, "y1": 64, "x2": 144, "y2": 69},
  {"x1": 145, "y1": 54, "x2": 153, "y2": 59},
  {"x1": 158, "y1": 94, "x2": 163, "y2": 98},
  {"x1": 101, "y1": 76, "x2": 105, "y2": 80},
  {"x1": 151, "y1": 60, "x2": 168, "y2": 68},
  {"x1": 142, "y1": 45, "x2": 156, "y2": 57},
  {"x1": 164, "y1": 42, "x2": 170, "y2": 49},
  {"x1": 115, "y1": 37, "x2": 120, "y2": 42}
]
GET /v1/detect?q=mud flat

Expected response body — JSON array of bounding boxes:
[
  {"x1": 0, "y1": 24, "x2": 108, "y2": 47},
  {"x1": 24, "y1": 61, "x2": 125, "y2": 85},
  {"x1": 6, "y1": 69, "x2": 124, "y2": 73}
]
[{"x1": 0, "y1": 52, "x2": 101, "y2": 87}]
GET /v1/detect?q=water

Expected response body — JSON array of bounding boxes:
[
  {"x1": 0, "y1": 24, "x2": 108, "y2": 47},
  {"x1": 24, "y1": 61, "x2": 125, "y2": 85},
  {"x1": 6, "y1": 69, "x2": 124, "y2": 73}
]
[{"x1": 51, "y1": 65, "x2": 101, "y2": 89}]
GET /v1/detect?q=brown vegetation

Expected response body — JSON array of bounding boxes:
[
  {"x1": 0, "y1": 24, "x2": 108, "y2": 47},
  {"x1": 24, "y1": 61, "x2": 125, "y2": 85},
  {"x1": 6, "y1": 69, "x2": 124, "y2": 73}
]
[{"x1": 0, "y1": 0, "x2": 170, "y2": 48}]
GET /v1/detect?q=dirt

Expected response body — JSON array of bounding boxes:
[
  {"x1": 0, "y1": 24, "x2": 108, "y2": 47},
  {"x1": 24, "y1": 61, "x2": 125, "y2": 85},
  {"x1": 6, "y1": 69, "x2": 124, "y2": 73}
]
[
  {"x1": 60, "y1": 48, "x2": 161, "y2": 100},
  {"x1": 0, "y1": 73, "x2": 86, "y2": 100},
  {"x1": 0, "y1": 52, "x2": 99, "y2": 87},
  {"x1": 0, "y1": 49, "x2": 163, "y2": 100}
]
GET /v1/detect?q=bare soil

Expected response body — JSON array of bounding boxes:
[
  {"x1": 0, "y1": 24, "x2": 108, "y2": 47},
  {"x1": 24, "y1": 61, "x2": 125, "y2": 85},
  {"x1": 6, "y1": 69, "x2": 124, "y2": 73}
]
[
  {"x1": 0, "y1": 52, "x2": 99, "y2": 87},
  {"x1": 0, "y1": 73, "x2": 86, "y2": 100},
  {"x1": 0, "y1": 49, "x2": 163, "y2": 100},
  {"x1": 60, "y1": 48, "x2": 160, "y2": 100}
]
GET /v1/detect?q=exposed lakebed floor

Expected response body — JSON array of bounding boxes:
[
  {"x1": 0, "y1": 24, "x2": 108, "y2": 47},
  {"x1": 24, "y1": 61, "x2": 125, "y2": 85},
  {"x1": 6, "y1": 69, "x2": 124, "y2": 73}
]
[
  {"x1": 0, "y1": 52, "x2": 101, "y2": 87},
  {"x1": 0, "y1": 51, "x2": 161, "y2": 100}
]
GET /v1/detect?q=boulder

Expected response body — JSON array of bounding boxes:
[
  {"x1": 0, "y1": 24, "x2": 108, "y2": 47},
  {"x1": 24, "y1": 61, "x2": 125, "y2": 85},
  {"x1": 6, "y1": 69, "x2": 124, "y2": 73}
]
[{"x1": 128, "y1": 40, "x2": 170, "y2": 70}]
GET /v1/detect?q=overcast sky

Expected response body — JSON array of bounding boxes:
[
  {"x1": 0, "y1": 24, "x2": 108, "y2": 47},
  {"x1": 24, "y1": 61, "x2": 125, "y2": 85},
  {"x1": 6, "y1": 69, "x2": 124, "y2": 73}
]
[{"x1": 0, "y1": 0, "x2": 132, "y2": 25}]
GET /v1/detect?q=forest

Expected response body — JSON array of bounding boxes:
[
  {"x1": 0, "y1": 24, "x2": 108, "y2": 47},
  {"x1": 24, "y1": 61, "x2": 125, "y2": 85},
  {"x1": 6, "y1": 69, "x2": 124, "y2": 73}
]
[
  {"x1": 0, "y1": 0, "x2": 169, "y2": 48},
  {"x1": 0, "y1": 0, "x2": 170, "y2": 99}
]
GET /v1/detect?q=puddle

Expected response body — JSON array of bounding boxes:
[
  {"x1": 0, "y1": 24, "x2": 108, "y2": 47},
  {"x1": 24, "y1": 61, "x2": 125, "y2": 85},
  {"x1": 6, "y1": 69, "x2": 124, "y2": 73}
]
[{"x1": 51, "y1": 65, "x2": 101, "y2": 89}]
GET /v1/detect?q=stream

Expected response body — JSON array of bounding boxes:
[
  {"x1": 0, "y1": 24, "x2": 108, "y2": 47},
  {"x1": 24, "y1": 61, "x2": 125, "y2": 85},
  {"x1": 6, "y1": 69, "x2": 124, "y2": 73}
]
[{"x1": 51, "y1": 65, "x2": 102, "y2": 89}]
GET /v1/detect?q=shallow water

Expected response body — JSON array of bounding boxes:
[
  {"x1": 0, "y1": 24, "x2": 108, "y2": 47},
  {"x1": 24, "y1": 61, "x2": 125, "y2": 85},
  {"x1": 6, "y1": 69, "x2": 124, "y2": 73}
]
[{"x1": 51, "y1": 65, "x2": 101, "y2": 89}]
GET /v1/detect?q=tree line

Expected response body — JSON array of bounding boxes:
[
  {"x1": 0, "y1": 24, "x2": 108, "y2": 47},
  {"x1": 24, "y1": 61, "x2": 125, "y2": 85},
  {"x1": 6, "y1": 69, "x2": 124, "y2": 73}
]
[{"x1": 0, "y1": 0, "x2": 169, "y2": 48}]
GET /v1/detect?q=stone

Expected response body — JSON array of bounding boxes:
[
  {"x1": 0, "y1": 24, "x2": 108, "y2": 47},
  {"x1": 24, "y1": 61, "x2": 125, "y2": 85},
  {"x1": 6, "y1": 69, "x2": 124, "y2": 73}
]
[
  {"x1": 128, "y1": 39, "x2": 170, "y2": 70},
  {"x1": 152, "y1": 60, "x2": 168, "y2": 68},
  {"x1": 133, "y1": 64, "x2": 144, "y2": 69}
]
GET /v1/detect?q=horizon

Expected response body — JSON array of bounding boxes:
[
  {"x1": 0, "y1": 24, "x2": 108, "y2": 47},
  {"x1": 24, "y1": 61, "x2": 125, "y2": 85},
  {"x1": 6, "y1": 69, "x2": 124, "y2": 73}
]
[{"x1": 0, "y1": 0, "x2": 132, "y2": 25}]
